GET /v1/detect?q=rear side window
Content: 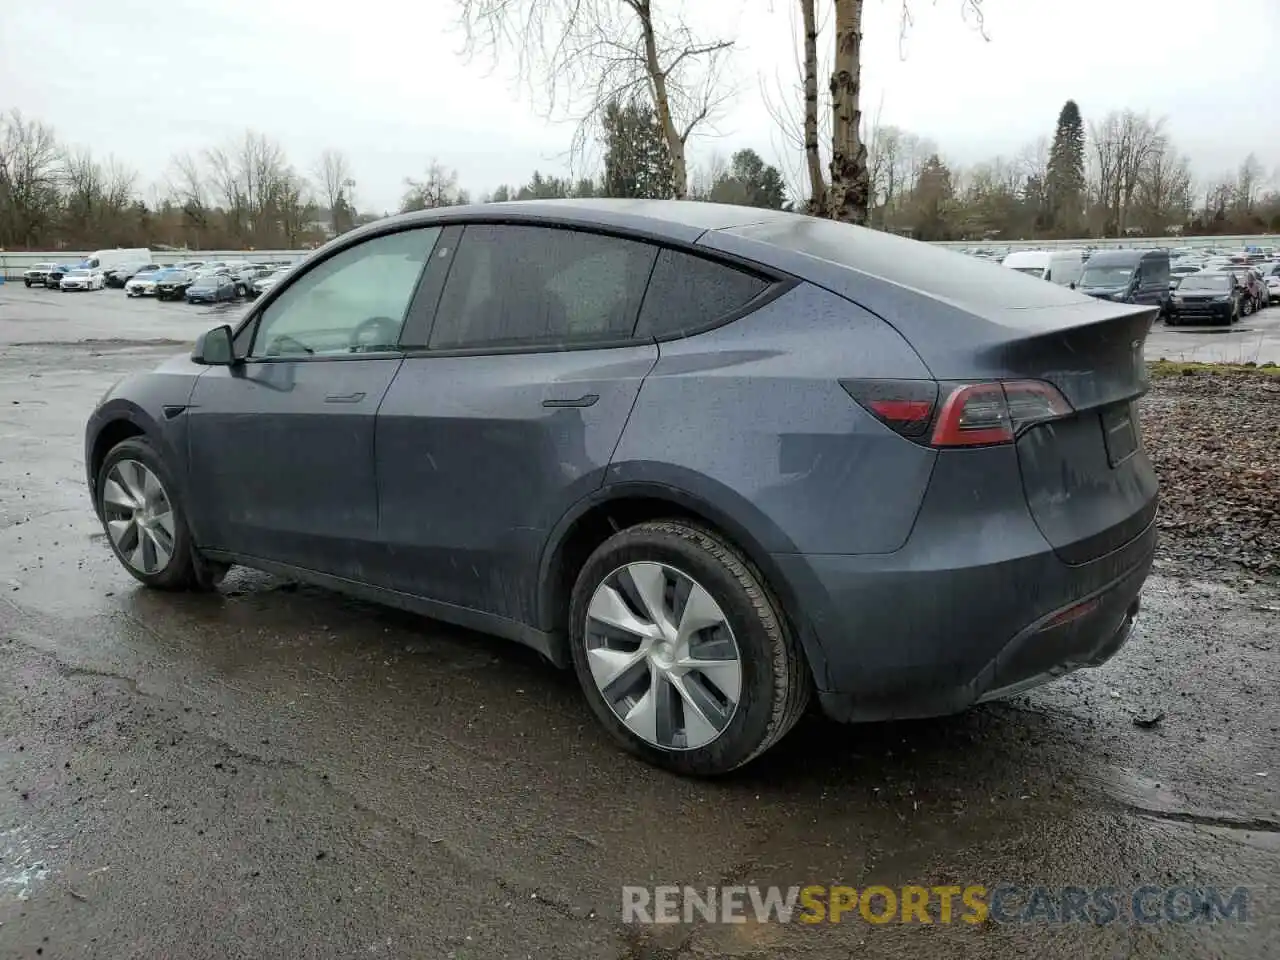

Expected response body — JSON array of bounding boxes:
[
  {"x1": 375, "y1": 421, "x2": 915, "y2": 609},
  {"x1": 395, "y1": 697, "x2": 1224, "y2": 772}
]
[
  {"x1": 428, "y1": 225, "x2": 657, "y2": 350},
  {"x1": 635, "y1": 249, "x2": 771, "y2": 339}
]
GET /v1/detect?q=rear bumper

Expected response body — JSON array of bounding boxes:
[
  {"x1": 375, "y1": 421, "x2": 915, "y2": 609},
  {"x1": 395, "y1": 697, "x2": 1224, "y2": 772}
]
[{"x1": 773, "y1": 509, "x2": 1156, "y2": 724}]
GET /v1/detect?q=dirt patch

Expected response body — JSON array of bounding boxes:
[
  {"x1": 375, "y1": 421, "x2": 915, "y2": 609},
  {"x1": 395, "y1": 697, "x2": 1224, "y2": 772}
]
[{"x1": 1141, "y1": 366, "x2": 1280, "y2": 575}]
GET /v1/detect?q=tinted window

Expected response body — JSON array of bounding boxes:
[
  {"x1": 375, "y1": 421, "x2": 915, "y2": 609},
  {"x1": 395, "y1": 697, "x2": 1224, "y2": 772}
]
[
  {"x1": 251, "y1": 227, "x2": 439, "y2": 358},
  {"x1": 635, "y1": 248, "x2": 771, "y2": 339},
  {"x1": 428, "y1": 225, "x2": 656, "y2": 350}
]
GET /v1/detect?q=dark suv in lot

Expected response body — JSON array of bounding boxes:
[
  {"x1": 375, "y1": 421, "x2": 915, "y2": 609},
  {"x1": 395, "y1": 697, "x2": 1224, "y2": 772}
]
[
  {"x1": 84, "y1": 200, "x2": 1159, "y2": 775},
  {"x1": 1167, "y1": 271, "x2": 1244, "y2": 325}
]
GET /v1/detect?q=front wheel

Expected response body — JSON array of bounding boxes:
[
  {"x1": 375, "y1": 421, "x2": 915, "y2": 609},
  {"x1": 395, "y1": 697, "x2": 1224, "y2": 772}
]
[
  {"x1": 1243, "y1": 298, "x2": 1253, "y2": 317},
  {"x1": 568, "y1": 520, "x2": 810, "y2": 776},
  {"x1": 235, "y1": 283, "x2": 247, "y2": 297},
  {"x1": 96, "y1": 437, "x2": 228, "y2": 590},
  {"x1": 24, "y1": 279, "x2": 32, "y2": 287}
]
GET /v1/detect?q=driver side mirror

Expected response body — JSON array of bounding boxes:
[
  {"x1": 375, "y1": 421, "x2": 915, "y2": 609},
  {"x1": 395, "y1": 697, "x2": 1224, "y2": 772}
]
[{"x1": 192, "y1": 324, "x2": 238, "y2": 366}]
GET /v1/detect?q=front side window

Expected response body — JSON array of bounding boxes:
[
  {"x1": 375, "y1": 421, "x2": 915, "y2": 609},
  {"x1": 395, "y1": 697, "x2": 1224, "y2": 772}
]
[
  {"x1": 428, "y1": 225, "x2": 657, "y2": 350},
  {"x1": 251, "y1": 227, "x2": 440, "y2": 358}
]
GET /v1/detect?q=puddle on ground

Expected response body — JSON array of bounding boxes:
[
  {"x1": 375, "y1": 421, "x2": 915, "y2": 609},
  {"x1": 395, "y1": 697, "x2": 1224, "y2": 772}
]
[{"x1": 0, "y1": 826, "x2": 50, "y2": 902}]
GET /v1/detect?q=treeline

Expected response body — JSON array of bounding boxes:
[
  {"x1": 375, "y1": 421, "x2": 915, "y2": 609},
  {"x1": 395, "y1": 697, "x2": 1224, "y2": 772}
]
[
  {"x1": 0, "y1": 101, "x2": 788, "y2": 252},
  {"x1": 2, "y1": 96, "x2": 1276, "y2": 252},
  {"x1": 857, "y1": 102, "x2": 1280, "y2": 241}
]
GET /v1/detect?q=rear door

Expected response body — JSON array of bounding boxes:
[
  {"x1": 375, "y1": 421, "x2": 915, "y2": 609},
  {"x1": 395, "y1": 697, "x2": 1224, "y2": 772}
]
[
  {"x1": 185, "y1": 225, "x2": 441, "y2": 578},
  {"x1": 373, "y1": 224, "x2": 659, "y2": 620}
]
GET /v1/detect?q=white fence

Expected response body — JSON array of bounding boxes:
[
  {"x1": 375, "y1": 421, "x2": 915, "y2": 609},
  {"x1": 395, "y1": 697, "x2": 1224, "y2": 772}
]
[{"x1": 3, "y1": 233, "x2": 1278, "y2": 280}]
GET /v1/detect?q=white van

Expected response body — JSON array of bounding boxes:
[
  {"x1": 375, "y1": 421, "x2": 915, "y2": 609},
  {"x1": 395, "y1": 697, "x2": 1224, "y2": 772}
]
[
  {"x1": 1001, "y1": 249, "x2": 1086, "y2": 287},
  {"x1": 81, "y1": 248, "x2": 153, "y2": 271}
]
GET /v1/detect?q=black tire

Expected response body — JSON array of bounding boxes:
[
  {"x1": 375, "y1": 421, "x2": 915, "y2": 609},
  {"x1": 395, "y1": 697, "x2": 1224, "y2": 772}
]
[
  {"x1": 568, "y1": 519, "x2": 810, "y2": 776},
  {"x1": 96, "y1": 436, "x2": 228, "y2": 591},
  {"x1": 1243, "y1": 298, "x2": 1253, "y2": 317},
  {"x1": 235, "y1": 283, "x2": 246, "y2": 297},
  {"x1": 24, "y1": 279, "x2": 32, "y2": 287}
]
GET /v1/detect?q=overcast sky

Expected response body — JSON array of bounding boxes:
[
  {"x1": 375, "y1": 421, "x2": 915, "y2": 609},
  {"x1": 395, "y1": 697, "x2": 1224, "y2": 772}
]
[{"x1": 3, "y1": 0, "x2": 1277, "y2": 212}]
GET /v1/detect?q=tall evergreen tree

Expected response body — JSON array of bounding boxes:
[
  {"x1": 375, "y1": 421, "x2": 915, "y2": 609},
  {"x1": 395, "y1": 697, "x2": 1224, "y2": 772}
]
[
  {"x1": 707, "y1": 149, "x2": 789, "y2": 209},
  {"x1": 1046, "y1": 100, "x2": 1086, "y2": 235},
  {"x1": 601, "y1": 99, "x2": 674, "y2": 199}
]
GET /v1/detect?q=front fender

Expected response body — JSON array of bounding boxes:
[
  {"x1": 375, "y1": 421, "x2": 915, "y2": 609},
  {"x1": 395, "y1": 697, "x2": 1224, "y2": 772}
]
[{"x1": 84, "y1": 357, "x2": 205, "y2": 507}]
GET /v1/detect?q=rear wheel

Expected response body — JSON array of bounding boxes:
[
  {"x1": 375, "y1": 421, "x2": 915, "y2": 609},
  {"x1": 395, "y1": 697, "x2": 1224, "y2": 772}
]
[
  {"x1": 97, "y1": 437, "x2": 228, "y2": 590},
  {"x1": 568, "y1": 520, "x2": 810, "y2": 776}
]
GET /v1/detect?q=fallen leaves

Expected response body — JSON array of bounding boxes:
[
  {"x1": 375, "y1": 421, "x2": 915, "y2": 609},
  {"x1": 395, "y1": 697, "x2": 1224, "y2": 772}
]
[{"x1": 1141, "y1": 369, "x2": 1280, "y2": 575}]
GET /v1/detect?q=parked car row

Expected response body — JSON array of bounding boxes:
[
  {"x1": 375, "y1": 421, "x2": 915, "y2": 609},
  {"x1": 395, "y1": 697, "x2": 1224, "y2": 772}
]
[
  {"x1": 993, "y1": 244, "x2": 1276, "y2": 327},
  {"x1": 22, "y1": 251, "x2": 297, "y2": 302}
]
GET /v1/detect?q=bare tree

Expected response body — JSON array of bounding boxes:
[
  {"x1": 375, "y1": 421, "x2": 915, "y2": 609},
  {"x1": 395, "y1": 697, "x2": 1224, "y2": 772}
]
[
  {"x1": 826, "y1": 0, "x2": 868, "y2": 222},
  {"x1": 168, "y1": 151, "x2": 207, "y2": 209},
  {"x1": 761, "y1": 0, "x2": 835, "y2": 210},
  {"x1": 60, "y1": 147, "x2": 105, "y2": 243},
  {"x1": 1088, "y1": 110, "x2": 1165, "y2": 236},
  {"x1": 401, "y1": 160, "x2": 465, "y2": 211},
  {"x1": 1136, "y1": 138, "x2": 1191, "y2": 231},
  {"x1": 201, "y1": 131, "x2": 307, "y2": 245},
  {"x1": 826, "y1": 0, "x2": 987, "y2": 223},
  {"x1": 1236, "y1": 153, "x2": 1265, "y2": 214},
  {"x1": 455, "y1": 0, "x2": 732, "y2": 198},
  {"x1": 314, "y1": 148, "x2": 356, "y2": 232},
  {"x1": 0, "y1": 109, "x2": 61, "y2": 247},
  {"x1": 1016, "y1": 136, "x2": 1049, "y2": 185},
  {"x1": 800, "y1": 0, "x2": 825, "y2": 212}
]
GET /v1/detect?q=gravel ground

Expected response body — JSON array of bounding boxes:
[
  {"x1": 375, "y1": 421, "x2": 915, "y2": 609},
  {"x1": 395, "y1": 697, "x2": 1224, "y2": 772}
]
[{"x1": 1142, "y1": 368, "x2": 1280, "y2": 577}]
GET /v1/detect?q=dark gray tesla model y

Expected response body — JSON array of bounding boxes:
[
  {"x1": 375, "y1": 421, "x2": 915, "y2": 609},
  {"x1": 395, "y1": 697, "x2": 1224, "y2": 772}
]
[{"x1": 85, "y1": 200, "x2": 1159, "y2": 775}]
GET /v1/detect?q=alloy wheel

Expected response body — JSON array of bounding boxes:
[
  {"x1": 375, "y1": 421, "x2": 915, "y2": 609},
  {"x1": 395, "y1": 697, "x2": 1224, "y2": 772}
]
[
  {"x1": 101, "y1": 459, "x2": 177, "y2": 575},
  {"x1": 584, "y1": 561, "x2": 743, "y2": 751}
]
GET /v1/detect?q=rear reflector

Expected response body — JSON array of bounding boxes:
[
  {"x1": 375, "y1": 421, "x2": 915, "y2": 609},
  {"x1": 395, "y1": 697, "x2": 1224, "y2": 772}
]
[
  {"x1": 842, "y1": 378, "x2": 1072, "y2": 447},
  {"x1": 1039, "y1": 596, "x2": 1101, "y2": 631}
]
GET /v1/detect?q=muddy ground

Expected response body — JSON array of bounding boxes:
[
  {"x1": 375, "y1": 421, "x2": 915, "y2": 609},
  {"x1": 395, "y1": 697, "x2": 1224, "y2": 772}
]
[{"x1": 0, "y1": 286, "x2": 1277, "y2": 959}]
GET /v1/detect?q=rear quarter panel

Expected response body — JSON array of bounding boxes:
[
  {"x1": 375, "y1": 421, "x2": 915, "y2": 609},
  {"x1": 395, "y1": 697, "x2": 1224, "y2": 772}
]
[{"x1": 608, "y1": 282, "x2": 937, "y2": 556}]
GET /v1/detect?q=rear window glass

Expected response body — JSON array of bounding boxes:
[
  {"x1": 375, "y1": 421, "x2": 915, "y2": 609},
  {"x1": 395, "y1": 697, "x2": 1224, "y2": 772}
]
[
  {"x1": 726, "y1": 216, "x2": 1086, "y2": 316},
  {"x1": 635, "y1": 249, "x2": 771, "y2": 339}
]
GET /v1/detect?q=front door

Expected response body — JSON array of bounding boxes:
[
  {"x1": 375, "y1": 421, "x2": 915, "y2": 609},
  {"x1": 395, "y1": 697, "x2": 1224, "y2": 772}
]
[
  {"x1": 185, "y1": 225, "x2": 442, "y2": 579},
  {"x1": 373, "y1": 223, "x2": 661, "y2": 621}
]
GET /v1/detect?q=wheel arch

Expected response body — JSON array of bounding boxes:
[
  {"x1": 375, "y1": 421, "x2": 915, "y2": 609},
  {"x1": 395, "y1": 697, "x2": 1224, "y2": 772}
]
[
  {"x1": 86, "y1": 403, "x2": 175, "y2": 512},
  {"x1": 536, "y1": 478, "x2": 828, "y2": 684}
]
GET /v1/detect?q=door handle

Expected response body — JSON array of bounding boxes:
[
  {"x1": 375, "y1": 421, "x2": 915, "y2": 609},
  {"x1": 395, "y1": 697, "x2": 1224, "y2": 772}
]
[
  {"x1": 325, "y1": 391, "x2": 366, "y2": 403},
  {"x1": 542, "y1": 394, "x2": 599, "y2": 408}
]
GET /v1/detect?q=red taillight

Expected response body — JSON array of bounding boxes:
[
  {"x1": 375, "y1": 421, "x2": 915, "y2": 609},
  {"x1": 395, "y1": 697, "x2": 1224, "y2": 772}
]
[
  {"x1": 843, "y1": 378, "x2": 1072, "y2": 447},
  {"x1": 931, "y1": 380, "x2": 1073, "y2": 447},
  {"x1": 840, "y1": 379, "x2": 939, "y2": 438}
]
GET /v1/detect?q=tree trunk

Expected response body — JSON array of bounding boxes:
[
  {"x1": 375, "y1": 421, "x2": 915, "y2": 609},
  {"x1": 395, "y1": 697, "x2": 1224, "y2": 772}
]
[
  {"x1": 800, "y1": 0, "x2": 825, "y2": 214},
  {"x1": 637, "y1": 0, "x2": 688, "y2": 199},
  {"x1": 827, "y1": 0, "x2": 869, "y2": 223}
]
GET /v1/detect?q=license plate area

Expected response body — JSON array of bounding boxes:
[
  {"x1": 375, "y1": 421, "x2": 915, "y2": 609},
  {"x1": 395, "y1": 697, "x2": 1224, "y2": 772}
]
[{"x1": 1101, "y1": 403, "x2": 1138, "y2": 467}]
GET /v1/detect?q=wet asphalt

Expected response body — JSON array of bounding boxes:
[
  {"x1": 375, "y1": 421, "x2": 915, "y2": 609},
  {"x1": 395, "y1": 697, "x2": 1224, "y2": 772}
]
[{"x1": 0, "y1": 284, "x2": 1277, "y2": 959}]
